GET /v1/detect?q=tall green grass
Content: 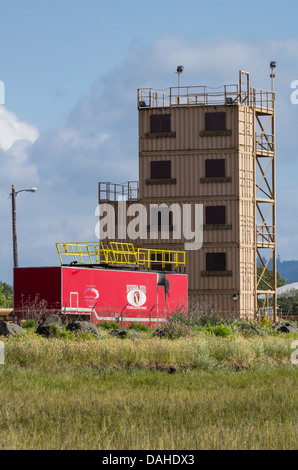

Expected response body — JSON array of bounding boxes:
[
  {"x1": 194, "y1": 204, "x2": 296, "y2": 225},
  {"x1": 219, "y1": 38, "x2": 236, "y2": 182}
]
[
  {"x1": 0, "y1": 366, "x2": 297, "y2": 450},
  {"x1": 0, "y1": 331, "x2": 297, "y2": 450},
  {"x1": 2, "y1": 331, "x2": 296, "y2": 371}
]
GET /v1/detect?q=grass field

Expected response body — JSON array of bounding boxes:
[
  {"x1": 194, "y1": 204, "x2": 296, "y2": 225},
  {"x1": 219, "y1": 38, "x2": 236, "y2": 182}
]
[{"x1": 0, "y1": 328, "x2": 297, "y2": 450}]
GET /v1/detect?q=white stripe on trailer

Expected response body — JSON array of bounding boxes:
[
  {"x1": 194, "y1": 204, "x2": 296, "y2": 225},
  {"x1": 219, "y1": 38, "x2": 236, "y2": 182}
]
[
  {"x1": 94, "y1": 316, "x2": 165, "y2": 322},
  {"x1": 63, "y1": 309, "x2": 166, "y2": 322},
  {"x1": 64, "y1": 307, "x2": 92, "y2": 313}
]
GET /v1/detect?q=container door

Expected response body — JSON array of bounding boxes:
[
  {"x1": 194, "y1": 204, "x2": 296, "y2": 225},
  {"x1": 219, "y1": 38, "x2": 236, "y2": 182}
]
[{"x1": 70, "y1": 292, "x2": 78, "y2": 311}]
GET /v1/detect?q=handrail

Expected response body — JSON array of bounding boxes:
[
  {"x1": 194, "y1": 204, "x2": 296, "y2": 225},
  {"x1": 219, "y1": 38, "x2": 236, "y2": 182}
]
[
  {"x1": 56, "y1": 241, "x2": 186, "y2": 271},
  {"x1": 138, "y1": 85, "x2": 240, "y2": 108},
  {"x1": 255, "y1": 132, "x2": 274, "y2": 152},
  {"x1": 138, "y1": 85, "x2": 274, "y2": 111},
  {"x1": 98, "y1": 181, "x2": 139, "y2": 202}
]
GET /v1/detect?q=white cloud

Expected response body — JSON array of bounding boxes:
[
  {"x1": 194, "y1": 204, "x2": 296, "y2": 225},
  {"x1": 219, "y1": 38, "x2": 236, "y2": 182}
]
[
  {"x1": 0, "y1": 105, "x2": 40, "y2": 192},
  {"x1": 56, "y1": 128, "x2": 110, "y2": 151},
  {"x1": 0, "y1": 108, "x2": 39, "y2": 214},
  {"x1": 0, "y1": 105, "x2": 39, "y2": 151}
]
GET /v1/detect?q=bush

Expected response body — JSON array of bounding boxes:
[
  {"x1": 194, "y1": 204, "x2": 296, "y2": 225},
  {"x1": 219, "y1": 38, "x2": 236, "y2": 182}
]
[
  {"x1": 0, "y1": 281, "x2": 13, "y2": 308},
  {"x1": 22, "y1": 319, "x2": 38, "y2": 330},
  {"x1": 98, "y1": 320, "x2": 119, "y2": 330},
  {"x1": 55, "y1": 327, "x2": 76, "y2": 340},
  {"x1": 128, "y1": 322, "x2": 151, "y2": 332},
  {"x1": 19, "y1": 294, "x2": 49, "y2": 322},
  {"x1": 168, "y1": 312, "x2": 193, "y2": 326},
  {"x1": 187, "y1": 301, "x2": 225, "y2": 326},
  {"x1": 204, "y1": 324, "x2": 233, "y2": 338},
  {"x1": 71, "y1": 331, "x2": 98, "y2": 340},
  {"x1": 153, "y1": 316, "x2": 194, "y2": 339}
]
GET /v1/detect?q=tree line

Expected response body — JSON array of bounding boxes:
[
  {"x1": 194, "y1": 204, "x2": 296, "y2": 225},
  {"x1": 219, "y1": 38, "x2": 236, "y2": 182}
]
[{"x1": 0, "y1": 282, "x2": 13, "y2": 308}]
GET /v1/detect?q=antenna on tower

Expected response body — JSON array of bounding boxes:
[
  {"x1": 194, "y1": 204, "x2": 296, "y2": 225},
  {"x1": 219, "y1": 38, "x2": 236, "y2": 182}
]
[
  {"x1": 270, "y1": 61, "x2": 277, "y2": 92},
  {"x1": 176, "y1": 65, "x2": 184, "y2": 104}
]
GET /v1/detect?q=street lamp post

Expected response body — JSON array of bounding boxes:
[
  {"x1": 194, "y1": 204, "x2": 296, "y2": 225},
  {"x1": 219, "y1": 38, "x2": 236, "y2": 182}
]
[{"x1": 11, "y1": 185, "x2": 37, "y2": 268}]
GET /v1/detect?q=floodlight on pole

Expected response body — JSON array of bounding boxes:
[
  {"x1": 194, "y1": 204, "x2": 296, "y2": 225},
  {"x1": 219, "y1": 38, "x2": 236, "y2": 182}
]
[
  {"x1": 11, "y1": 185, "x2": 38, "y2": 268},
  {"x1": 16, "y1": 187, "x2": 37, "y2": 195},
  {"x1": 270, "y1": 61, "x2": 277, "y2": 92},
  {"x1": 176, "y1": 65, "x2": 184, "y2": 103}
]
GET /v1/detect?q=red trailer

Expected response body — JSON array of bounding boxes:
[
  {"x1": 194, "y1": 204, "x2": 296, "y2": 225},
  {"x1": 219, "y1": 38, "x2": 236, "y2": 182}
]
[{"x1": 14, "y1": 265, "x2": 187, "y2": 326}]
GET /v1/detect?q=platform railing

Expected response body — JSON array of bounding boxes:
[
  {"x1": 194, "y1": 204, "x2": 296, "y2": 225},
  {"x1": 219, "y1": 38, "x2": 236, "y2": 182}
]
[
  {"x1": 250, "y1": 88, "x2": 274, "y2": 112},
  {"x1": 56, "y1": 241, "x2": 186, "y2": 271},
  {"x1": 138, "y1": 85, "x2": 240, "y2": 108},
  {"x1": 256, "y1": 224, "x2": 275, "y2": 246},
  {"x1": 98, "y1": 181, "x2": 139, "y2": 202},
  {"x1": 137, "y1": 248, "x2": 186, "y2": 270},
  {"x1": 255, "y1": 132, "x2": 275, "y2": 153},
  {"x1": 138, "y1": 85, "x2": 274, "y2": 111}
]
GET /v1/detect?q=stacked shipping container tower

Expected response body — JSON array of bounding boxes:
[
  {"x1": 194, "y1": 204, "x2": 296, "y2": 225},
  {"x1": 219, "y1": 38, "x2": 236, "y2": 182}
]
[{"x1": 99, "y1": 70, "x2": 277, "y2": 321}]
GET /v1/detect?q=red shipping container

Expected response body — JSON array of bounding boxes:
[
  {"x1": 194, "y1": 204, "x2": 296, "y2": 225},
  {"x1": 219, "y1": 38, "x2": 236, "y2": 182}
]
[{"x1": 14, "y1": 266, "x2": 187, "y2": 326}]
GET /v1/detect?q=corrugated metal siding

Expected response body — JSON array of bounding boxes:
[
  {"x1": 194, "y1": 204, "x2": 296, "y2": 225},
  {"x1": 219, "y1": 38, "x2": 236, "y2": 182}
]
[
  {"x1": 238, "y1": 106, "x2": 255, "y2": 319},
  {"x1": 238, "y1": 107, "x2": 254, "y2": 152},
  {"x1": 139, "y1": 105, "x2": 238, "y2": 152},
  {"x1": 137, "y1": 200, "x2": 238, "y2": 246},
  {"x1": 140, "y1": 152, "x2": 239, "y2": 199},
  {"x1": 188, "y1": 293, "x2": 241, "y2": 319},
  {"x1": 136, "y1": 103, "x2": 256, "y2": 319},
  {"x1": 189, "y1": 292, "x2": 254, "y2": 320},
  {"x1": 186, "y1": 247, "x2": 239, "y2": 291}
]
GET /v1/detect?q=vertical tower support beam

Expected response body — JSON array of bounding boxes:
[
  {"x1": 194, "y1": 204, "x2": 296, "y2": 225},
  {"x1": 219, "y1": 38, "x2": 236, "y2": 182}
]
[{"x1": 253, "y1": 90, "x2": 277, "y2": 321}]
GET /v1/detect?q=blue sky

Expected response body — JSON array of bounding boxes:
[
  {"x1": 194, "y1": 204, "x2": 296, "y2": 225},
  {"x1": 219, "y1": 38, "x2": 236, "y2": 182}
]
[{"x1": 1, "y1": 0, "x2": 298, "y2": 284}]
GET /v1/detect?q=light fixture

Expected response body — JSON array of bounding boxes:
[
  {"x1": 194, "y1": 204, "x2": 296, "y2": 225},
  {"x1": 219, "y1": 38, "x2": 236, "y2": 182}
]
[
  {"x1": 176, "y1": 66, "x2": 184, "y2": 104},
  {"x1": 11, "y1": 185, "x2": 38, "y2": 268},
  {"x1": 16, "y1": 187, "x2": 37, "y2": 195},
  {"x1": 270, "y1": 61, "x2": 277, "y2": 92},
  {"x1": 232, "y1": 294, "x2": 239, "y2": 301}
]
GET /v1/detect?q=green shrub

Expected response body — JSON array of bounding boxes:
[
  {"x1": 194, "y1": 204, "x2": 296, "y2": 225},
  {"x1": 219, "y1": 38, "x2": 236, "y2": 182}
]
[
  {"x1": 98, "y1": 320, "x2": 119, "y2": 330},
  {"x1": 56, "y1": 327, "x2": 76, "y2": 340},
  {"x1": 0, "y1": 281, "x2": 13, "y2": 308},
  {"x1": 73, "y1": 331, "x2": 98, "y2": 340},
  {"x1": 169, "y1": 312, "x2": 193, "y2": 326},
  {"x1": 154, "y1": 317, "x2": 194, "y2": 340},
  {"x1": 22, "y1": 319, "x2": 38, "y2": 330},
  {"x1": 204, "y1": 324, "x2": 233, "y2": 338},
  {"x1": 128, "y1": 322, "x2": 151, "y2": 332},
  {"x1": 41, "y1": 324, "x2": 76, "y2": 340},
  {"x1": 187, "y1": 301, "x2": 221, "y2": 326}
]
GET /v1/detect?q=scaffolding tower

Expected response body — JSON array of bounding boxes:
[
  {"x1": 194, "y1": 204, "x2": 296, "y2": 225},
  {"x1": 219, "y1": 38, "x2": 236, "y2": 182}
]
[{"x1": 98, "y1": 68, "x2": 277, "y2": 320}]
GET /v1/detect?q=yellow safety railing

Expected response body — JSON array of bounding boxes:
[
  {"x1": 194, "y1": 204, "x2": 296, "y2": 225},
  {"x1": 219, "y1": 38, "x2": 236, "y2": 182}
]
[
  {"x1": 56, "y1": 242, "x2": 106, "y2": 265},
  {"x1": 56, "y1": 242, "x2": 186, "y2": 271},
  {"x1": 138, "y1": 248, "x2": 185, "y2": 270},
  {"x1": 109, "y1": 242, "x2": 138, "y2": 265}
]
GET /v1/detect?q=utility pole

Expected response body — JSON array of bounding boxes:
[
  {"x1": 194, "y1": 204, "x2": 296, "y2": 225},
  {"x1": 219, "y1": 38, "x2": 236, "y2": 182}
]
[
  {"x1": 11, "y1": 184, "x2": 18, "y2": 268},
  {"x1": 10, "y1": 185, "x2": 37, "y2": 269}
]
